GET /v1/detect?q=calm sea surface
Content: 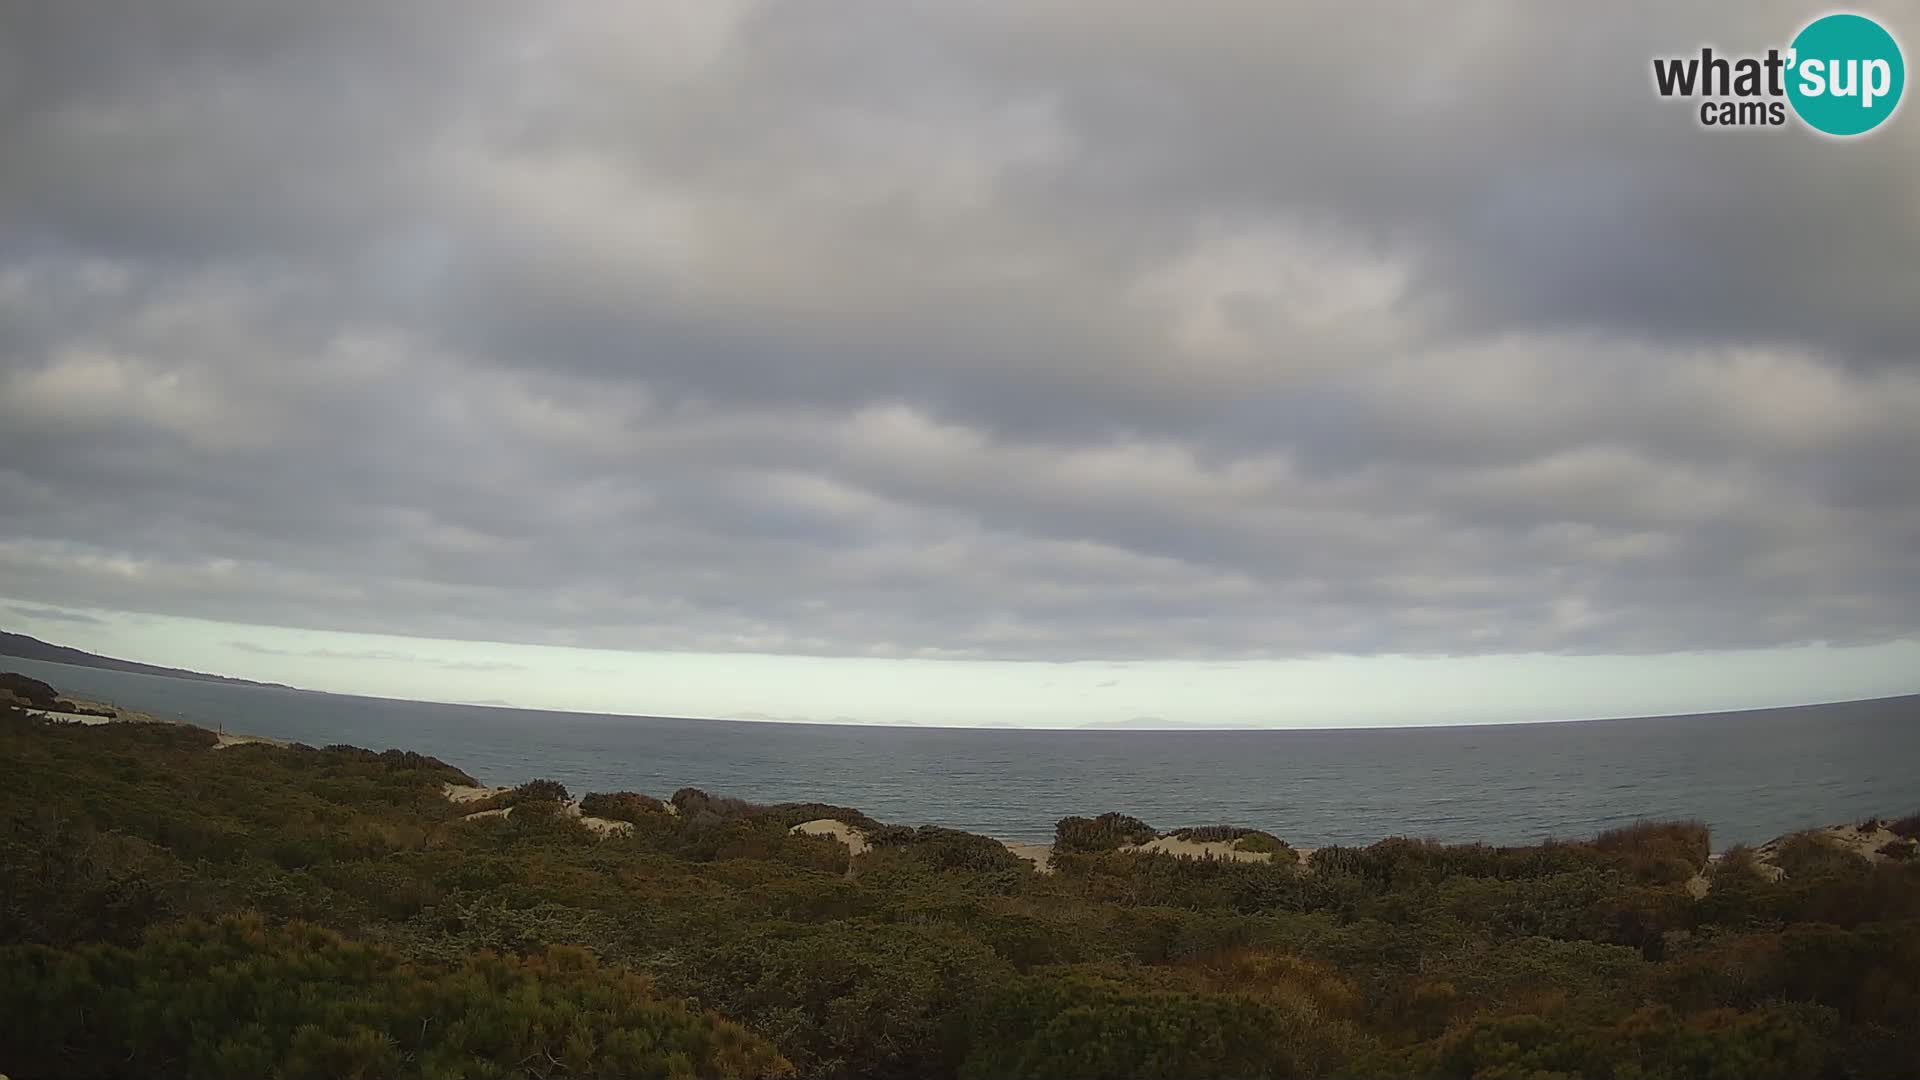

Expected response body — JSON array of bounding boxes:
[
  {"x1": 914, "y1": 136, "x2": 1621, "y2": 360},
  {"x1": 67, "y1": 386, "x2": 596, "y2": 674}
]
[{"x1": 8, "y1": 657, "x2": 1915, "y2": 848}]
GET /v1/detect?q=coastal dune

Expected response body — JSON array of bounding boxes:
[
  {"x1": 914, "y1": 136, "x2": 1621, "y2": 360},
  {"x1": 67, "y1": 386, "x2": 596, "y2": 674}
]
[{"x1": 6, "y1": 670, "x2": 1912, "y2": 881}]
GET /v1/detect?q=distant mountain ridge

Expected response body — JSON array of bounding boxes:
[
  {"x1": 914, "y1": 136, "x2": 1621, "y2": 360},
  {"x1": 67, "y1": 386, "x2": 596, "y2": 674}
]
[{"x1": 0, "y1": 631, "x2": 296, "y2": 690}]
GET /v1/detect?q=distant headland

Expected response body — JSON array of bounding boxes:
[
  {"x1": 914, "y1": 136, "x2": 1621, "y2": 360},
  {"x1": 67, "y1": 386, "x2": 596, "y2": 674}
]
[{"x1": 0, "y1": 630, "x2": 298, "y2": 690}]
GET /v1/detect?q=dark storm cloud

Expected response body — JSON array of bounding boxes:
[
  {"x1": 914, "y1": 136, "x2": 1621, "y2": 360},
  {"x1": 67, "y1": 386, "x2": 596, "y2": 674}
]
[{"x1": 1, "y1": 1, "x2": 1915, "y2": 660}]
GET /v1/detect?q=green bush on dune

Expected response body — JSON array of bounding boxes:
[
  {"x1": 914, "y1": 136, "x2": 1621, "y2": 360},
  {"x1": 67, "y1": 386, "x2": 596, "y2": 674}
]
[
  {"x1": 1053, "y1": 812, "x2": 1157, "y2": 853},
  {"x1": 577, "y1": 790, "x2": 669, "y2": 823},
  {"x1": 3, "y1": 701, "x2": 1919, "y2": 1079}
]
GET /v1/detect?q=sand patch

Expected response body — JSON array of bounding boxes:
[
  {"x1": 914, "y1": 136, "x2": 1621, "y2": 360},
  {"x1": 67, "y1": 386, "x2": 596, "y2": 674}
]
[
  {"x1": 1003, "y1": 841, "x2": 1054, "y2": 873},
  {"x1": 1689, "y1": 821, "x2": 1904, "y2": 897},
  {"x1": 791, "y1": 818, "x2": 871, "y2": 856},
  {"x1": 213, "y1": 732, "x2": 286, "y2": 749},
  {"x1": 444, "y1": 786, "x2": 633, "y2": 838},
  {"x1": 1754, "y1": 821, "x2": 1913, "y2": 869},
  {"x1": 443, "y1": 783, "x2": 512, "y2": 804},
  {"x1": 31, "y1": 709, "x2": 118, "y2": 726},
  {"x1": 574, "y1": 814, "x2": 636, "y2": 837},
  {"x1": 1123, "y1": 836, "x2": 1276, "y2": 863}
]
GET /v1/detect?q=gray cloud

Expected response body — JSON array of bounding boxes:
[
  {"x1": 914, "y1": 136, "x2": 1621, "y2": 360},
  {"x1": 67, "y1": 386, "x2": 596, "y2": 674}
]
[{"x1": 1, "y1": 1, "x2": 1916, "y2": 662}]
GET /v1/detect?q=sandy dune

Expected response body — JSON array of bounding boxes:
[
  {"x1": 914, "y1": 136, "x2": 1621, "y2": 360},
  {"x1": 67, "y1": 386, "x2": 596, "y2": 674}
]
[
  {"x1": 1122, "y1": 836, "x2": 1277, "y2": 863},
  {"x1": 1755, "y1": 820, "x2": 1912, "y2": 865},
  {"x1": 442, "y1": 784, "x2": 635, "y2": 837},
  {"x1": 791, "y1": 818, "x2": 871, "y2": 855},
  {"x1": 1002, "y1": 841, "x2": 1054, "y2": 872}
]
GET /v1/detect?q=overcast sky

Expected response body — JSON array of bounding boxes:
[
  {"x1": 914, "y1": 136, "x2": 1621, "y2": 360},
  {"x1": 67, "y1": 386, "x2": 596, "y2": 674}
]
[{"x1": 1, "y1": 2, "x2": 1916, "y2": 726}]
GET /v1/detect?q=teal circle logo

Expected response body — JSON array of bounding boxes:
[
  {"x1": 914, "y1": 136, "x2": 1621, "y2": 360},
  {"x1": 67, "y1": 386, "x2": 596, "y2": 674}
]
[{"x1": 1787, "y1": 13, "x2": 1905, "y2": 136}]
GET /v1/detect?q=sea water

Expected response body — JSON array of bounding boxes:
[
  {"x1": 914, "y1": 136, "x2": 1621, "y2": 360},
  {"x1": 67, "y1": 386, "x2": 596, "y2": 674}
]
[{"x1": 6, "y1": 656, "x2": 1913, "y2": 847}]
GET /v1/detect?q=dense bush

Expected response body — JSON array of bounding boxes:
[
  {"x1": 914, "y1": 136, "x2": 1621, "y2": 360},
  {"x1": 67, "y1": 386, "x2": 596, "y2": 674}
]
[
  {"x1": 577, "y1": 790, "x2": 668, "y2": 823},
  {"x1": 1592, "y1": 818, "x2": 1711, "y2": 883},
  {"x1": 1426, "y1": 1003, "x2": 1836, "y2": 1079},
  {"x1": 672, "y1": 786, "x2": 769, "y2": 828},
  {"x1": 1054, "y1": 812, "x2": 1157, "y2": 853},
  {"x1": 867, "y1": 825, "x2": 1030, "y2": 875},
  {"x1": 512, "y1": 777, "x2": 571, "y2": 804},
  {"x1": 1234, "y1": 830, "x2": 1287, "y2": 854},
  {"x1": 962, "y1": 976, "x2": 1305, "y2": 1079},
  {"x1": 0, "y1": 915, "x2": 791, "y2": 1079},
  {"x1": 1169, "y1": 824, "x2": 1249, "y2": 844},
  {"x1": 670, "y1": 921, "x2": 1006, "y2": 1080}
]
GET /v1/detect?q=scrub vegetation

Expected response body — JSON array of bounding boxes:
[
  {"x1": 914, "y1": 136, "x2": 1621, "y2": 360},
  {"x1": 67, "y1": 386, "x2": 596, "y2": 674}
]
[{"x1": 3, "y1": 704, "x2": 1917, "y2": 1078}]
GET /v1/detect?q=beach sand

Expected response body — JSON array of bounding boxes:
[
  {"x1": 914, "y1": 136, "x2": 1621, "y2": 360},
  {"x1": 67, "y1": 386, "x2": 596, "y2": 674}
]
[{"x1": 1002, "y1": 841, "x2": 1054, "y2": 872}]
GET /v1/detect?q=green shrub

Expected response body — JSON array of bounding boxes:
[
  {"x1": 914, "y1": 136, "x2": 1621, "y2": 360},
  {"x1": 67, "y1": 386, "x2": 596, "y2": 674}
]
[
  {"x1": 0, "y1": 915, "x2": 791, "y2": 1079},
  {"x1": 1427, "y1": 1003, "x2": 1836, "y2": 1080},
  {"x1": 511, "y1": 777, "x2": 570, "y2": 804},
  {"x1": 5, "y1": 712, "x2": 1916, "y2": 1080},
  {"x1": 1169, "y1": 824, "x2": 1246, "y2": 844},
  {"x1": 961, "y1": 976, "x2": 1308, "y2": 1079},
  {"x1": 1055, "y1": 812, "x2": 1157, "y2": 853},
  {"x1": 1878, "y1": 839, "x2": 1917, "y2": 862},
  {"x1": 673, "y1": 786, "x2": 768, "y2": 828},
  {"x1": 670, "y1": 920, "x2": 1007, "y2": 1080},
  {"x1": 578, "y1": 790, "x2": 668, "y2": 823},
  {"x1": 867, "y1": 825, "x2": 1028, "y2": 875},
  {"x1": 1234, "y1": 831, "x2": 1286, "y2": 854},
  {"x1": 1592, "y1": 819, "x2": 1711, "y2": 883}
]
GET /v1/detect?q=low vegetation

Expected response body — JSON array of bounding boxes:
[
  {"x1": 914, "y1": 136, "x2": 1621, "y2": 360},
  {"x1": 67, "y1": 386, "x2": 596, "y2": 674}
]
[
  {"x1": 1053, "y1": 811, "x2": 1157, "y2": 853},
  {"x1": 3, "y1": 703, "x2": 1917, "y2": 1078},
  {"x1": 576, "y1": 790, "x2": 669, "y2": 823}
]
